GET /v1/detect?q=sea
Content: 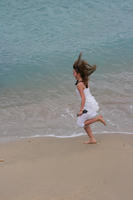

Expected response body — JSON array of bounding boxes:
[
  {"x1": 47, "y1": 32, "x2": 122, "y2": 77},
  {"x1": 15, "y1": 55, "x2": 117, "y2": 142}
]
[{"x1": 0, "y1": 0, "x2": 133, "y2": 142}]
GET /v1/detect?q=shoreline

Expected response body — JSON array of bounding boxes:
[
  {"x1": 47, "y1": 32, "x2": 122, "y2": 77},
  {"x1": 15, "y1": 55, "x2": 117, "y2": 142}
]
[
  {"x1": 0, "y1": 131, "x2": 133, "y2": 144},
  {"x1": 0, "y1": 133, "x2": 133, "y2": 200}
]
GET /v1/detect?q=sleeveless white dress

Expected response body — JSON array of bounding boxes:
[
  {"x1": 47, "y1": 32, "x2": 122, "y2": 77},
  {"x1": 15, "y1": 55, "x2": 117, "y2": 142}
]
[{"x1": 76, "y1": 87, "x2": 99, "y2": 128}]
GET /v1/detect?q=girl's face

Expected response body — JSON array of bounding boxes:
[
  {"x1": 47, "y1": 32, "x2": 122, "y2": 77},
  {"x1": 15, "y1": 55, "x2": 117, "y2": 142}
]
[
  {"x1": 73, "y1": 69, "x2": 80, "y2": 80},
  {"x1": 73, "y1": 69, "x2": 78, "y2": 79}
]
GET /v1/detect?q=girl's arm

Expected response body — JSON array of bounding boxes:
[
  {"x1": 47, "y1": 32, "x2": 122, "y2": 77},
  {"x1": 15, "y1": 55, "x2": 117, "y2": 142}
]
[{"x1": 77, "y1": 83, "x2": 85, "y2": 116}]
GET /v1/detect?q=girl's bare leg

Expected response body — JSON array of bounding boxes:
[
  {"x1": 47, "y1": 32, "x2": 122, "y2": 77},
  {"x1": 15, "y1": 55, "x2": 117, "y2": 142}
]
[
  {"x1": 83, "y1": 125, "x2": 96, "y2": 144},
  {"x1": 84, "y1": 115, "x2": 106, "y2": 127}
]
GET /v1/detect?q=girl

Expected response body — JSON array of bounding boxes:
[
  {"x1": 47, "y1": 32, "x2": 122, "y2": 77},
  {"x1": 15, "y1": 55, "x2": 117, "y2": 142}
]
[{"x1": 73, "y1": 53, "x2": 106, "y2": 144}]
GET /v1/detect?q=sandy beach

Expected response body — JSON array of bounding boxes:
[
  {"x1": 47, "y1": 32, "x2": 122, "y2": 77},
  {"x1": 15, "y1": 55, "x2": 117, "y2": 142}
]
[{"x1": 0, "y1": 133, "x2": 133, "y2": 200}]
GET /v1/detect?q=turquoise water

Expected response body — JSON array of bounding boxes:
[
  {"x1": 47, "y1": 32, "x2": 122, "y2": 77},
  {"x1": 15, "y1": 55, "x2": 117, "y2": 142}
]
[{"x1": 0, "y1": 0, "x2": 133, "y2": 141}]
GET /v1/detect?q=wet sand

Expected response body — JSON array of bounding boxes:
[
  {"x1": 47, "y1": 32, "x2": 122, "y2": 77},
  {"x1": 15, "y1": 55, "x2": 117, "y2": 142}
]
[{"x1": 0, "y1": 133, "x2": 133, "y2": 200}]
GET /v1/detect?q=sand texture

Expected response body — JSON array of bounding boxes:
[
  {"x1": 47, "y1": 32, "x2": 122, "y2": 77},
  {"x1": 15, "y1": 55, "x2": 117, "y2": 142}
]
[{"x1": 0, "y1": 134, "x2": 133, "y2": 200}]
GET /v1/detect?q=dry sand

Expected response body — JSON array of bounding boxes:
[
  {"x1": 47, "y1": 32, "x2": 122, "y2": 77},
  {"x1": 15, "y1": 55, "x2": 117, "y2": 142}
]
[{"x1": 0, "y1": 133, "x2": 133, "y2": 200}]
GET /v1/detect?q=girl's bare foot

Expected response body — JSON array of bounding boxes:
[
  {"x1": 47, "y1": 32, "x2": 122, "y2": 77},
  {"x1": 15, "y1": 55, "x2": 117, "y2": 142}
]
[
  {"x1": 83, "y1": 138, "x2": 97, "y2": 144},
  {"x1": 98, "y1": 115, "x2": 106, "y2": 126}
]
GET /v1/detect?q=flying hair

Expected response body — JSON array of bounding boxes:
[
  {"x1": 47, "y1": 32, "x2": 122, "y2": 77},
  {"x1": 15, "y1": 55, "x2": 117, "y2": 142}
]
[{"x1": 73, "y1": 52, "x2": 97, "y2": 86}]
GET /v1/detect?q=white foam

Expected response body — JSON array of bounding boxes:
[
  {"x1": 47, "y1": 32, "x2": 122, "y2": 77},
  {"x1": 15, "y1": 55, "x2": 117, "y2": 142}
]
[
  {"x1": 19, "y1": 132, "x2": 85, "y2": 139},
  {"x1": 1, "y1": 131, "x2": 133, "y2": 144},
  {"x1": 18, "y1": 131, "x2": 133, "y2": 141}
]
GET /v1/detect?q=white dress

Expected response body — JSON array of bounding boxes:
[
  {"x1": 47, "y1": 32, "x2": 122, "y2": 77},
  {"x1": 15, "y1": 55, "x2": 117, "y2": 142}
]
[{"x1": 76, "y1": 87, "x2": 99, "y2": 128}]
